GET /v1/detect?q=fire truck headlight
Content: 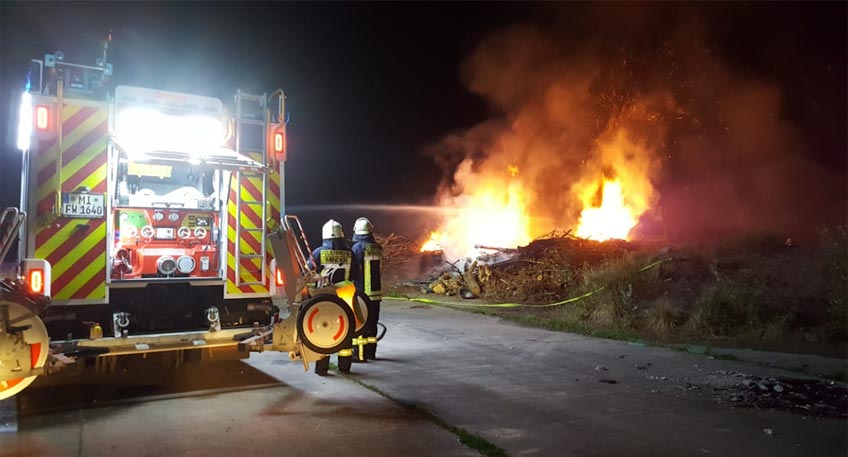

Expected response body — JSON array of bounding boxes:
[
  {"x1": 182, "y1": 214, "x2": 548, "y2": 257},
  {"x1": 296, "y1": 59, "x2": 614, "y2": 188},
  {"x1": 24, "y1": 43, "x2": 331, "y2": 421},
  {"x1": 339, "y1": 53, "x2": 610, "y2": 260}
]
[
  {"x1": 17, "y1": 91, "x2": 33, "y2": 151},
  {"x1": 157, "y1": 256, "x2": 177, "y2": 276}
]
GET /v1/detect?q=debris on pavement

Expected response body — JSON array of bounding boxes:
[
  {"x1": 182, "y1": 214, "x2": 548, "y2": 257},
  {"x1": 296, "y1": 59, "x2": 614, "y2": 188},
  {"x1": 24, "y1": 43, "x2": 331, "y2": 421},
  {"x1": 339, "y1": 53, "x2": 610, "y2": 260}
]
[{"x1": 704, "y1": 371, "x2": 848, "y2": 419}]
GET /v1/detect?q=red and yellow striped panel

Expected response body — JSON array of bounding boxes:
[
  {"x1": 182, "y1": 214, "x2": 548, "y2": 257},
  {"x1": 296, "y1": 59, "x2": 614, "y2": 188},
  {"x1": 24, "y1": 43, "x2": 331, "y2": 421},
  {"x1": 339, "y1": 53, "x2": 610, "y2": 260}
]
[
  {"x1": 226, "y1": 170, "x2": 269, "y2": 295},
  {"x1": 265, "y1": 164, "x2": 282, "y2": 288},
  {"x1": 33, "y1": 103, "x2": 108, "y2": 303}
]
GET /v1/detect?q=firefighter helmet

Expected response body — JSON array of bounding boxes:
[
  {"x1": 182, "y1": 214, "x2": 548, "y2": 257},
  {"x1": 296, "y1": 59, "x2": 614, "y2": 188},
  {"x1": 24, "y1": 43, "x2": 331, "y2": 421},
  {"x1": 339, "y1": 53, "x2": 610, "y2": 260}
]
[
  {"x1": 322, "y1": 219, "x2": 343, "y2": 239},
  {"x1": 353, "y1": 217, "x2": 373, "y2": 235}
]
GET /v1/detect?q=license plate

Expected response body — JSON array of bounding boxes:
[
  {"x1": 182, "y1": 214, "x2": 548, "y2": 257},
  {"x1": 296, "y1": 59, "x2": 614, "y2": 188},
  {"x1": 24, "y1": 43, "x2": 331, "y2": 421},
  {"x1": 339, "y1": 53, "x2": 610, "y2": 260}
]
[{"x1": 61, "y1": 193, "x2": 105, "y2": 218}]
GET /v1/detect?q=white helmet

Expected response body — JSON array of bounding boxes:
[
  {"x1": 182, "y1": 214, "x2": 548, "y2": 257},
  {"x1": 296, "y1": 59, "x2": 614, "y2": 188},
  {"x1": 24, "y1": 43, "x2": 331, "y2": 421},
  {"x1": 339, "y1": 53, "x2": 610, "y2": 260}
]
[
  {"x1": 322, "y1": 219, "x2": 343, "y2": 239},
  {"x1": 353, "y1": 217, "x2": 374, "y2": 235}
]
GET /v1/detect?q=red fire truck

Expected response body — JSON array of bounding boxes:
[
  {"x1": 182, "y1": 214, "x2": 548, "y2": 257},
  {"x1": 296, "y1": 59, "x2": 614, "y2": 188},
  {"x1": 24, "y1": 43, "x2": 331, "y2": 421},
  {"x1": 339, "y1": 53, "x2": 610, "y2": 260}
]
[{"x1": 0, "y1": 41, "x2": 370, "y2": 400}]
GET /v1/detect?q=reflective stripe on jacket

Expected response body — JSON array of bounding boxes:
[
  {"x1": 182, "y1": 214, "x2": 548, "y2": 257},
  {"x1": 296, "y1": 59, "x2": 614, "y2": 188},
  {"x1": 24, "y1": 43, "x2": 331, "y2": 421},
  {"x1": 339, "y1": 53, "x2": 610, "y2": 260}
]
[
  {"x1": 352, "y1": 234, "x2": 382, "y2": 300},
  {"x1": 310, "y1": 238, "x2": 357, "y2": 285}
]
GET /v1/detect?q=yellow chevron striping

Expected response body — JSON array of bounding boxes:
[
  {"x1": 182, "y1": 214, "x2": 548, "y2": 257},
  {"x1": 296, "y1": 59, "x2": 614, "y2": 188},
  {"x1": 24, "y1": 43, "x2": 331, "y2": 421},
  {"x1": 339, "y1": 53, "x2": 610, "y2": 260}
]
[
  {"x1": 36, "y1": 111, "x2": 108, "y2": 201},
  {"x1": 45, "y1": 224, "x2": 107, "y2": 280},
  {"x1": 72, "y1": 162, "x2": 108, "y2": 193},
  {"x1": 239, "y1": 178, "x2": 263, "y2": 201},
  {"x1": 61, "y1": 104, "x2": 84, "y2": 122},
  {"x1": 226, "y1": 249, "x2": 266, "y2": 293},
  {"x1": 33, "y1": 104, "x2": 83, "y2": 175},
  {"x1": 226, "y1": 171, "x2": 269, "y2": 295},
  {"x1": 57, "y1": 252, "x2": 105, "y2": 299},
  {"x1": 59, "y1": 136, "x2": 108, "y2": 187},
  {"x1": 238, "y1": 231, "x2": 262, "y2": 253},
  {"x1": 59, "y1": 108, "x2": 106, "y2": 152},
  {"x1": 35, "y1": 220, "x2": 91, "y2": 259},
  {"x1": 227, "y1": 203, "x2": 261, "y2": 228},
  {"x1": 88, "y1": 282, "x2": 106, "y2": 299}
]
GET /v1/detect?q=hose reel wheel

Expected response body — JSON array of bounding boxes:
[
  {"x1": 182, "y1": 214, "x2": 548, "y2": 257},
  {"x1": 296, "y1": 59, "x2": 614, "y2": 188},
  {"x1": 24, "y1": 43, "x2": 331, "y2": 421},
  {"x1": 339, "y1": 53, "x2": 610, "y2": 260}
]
[
  {"x1": 0, "y1": 300, "x2": 49, "y2": 400},
  {"x1": 296, "y1": 294, "x2": 354, "y2": 355}
]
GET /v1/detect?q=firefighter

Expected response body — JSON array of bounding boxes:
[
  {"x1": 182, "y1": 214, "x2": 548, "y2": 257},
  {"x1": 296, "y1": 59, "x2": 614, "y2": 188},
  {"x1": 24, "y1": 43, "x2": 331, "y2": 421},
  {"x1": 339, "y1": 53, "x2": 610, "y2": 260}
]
[
  {"x1": 350, "y1": 217, "x2": 383, "y2": 361},
  {"x1": 309, "y1": 219, "x2": 358, "y2": 375}
]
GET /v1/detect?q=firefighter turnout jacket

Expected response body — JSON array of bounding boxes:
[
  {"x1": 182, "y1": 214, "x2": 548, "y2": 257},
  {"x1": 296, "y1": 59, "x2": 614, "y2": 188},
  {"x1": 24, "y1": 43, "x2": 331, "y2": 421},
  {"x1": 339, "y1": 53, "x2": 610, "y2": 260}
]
[
  {"x1": 351, "y1": 233, "x2": 383, "y2": 301},
  {"x1": 310, "y1": 238, "x2": 359, "y2": 286}
]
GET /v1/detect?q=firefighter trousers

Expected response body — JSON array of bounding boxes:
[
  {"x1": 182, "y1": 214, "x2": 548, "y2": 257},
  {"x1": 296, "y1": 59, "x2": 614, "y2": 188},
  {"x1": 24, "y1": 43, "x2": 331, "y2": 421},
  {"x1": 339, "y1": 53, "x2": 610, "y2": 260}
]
[{"x1": 364, "y1": 299, "x2": 381, "y2": 359}]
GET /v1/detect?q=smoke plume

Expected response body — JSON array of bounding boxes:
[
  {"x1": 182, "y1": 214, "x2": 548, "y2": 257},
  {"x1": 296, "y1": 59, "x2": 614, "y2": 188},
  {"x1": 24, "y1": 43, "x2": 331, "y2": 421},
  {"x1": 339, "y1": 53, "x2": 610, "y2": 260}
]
[{"x1": 428, "y1": 12, "x2": 845, "y2": 246}]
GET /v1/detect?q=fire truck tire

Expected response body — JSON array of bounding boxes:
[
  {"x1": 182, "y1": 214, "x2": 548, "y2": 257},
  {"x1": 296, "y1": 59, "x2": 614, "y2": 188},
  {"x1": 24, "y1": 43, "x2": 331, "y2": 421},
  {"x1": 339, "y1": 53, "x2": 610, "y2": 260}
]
[
  {"x1": 351, "y1": 290, "x2": 371, "y2": 338},
  {"x1": 0, "y1": 299, "x2": 49, "y2": 401},
  {"x1": 297, "y1": 294, "x2": 354, "y2": 355}
]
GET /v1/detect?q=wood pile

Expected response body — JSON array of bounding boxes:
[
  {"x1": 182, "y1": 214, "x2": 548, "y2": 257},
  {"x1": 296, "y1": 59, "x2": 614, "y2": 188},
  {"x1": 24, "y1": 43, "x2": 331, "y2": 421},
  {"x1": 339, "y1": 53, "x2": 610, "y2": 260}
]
[
  {"x1": 374, "y1": 233, "x2": 419, "y2": 270},
  {"x1": 478, "y1": 231, "x2": 635, "y2": 302}
]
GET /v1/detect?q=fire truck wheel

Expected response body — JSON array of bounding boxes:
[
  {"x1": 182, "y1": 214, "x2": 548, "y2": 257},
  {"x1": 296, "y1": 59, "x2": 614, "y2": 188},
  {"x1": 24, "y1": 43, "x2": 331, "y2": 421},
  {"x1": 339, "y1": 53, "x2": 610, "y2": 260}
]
[
  {"x1": 297, "y1": 294, "x2": 354, "y2": 355},
  {"x1": 0, "y1": 299, "x2": 49, "y2": 401},
  {"x1": 351, "y1": 290, "x2": 371, "y2": 337}
]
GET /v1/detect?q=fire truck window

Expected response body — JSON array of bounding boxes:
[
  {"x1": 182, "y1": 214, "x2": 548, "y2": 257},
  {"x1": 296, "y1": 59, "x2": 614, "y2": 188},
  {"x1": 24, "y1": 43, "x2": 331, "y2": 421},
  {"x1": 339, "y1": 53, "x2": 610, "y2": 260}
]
[
  {"x1": 119, "y1": 163, "x2": 215, "y2": 209},
  {"x1": 200, "y1": 171, "x2": 214, "y2": 196}
]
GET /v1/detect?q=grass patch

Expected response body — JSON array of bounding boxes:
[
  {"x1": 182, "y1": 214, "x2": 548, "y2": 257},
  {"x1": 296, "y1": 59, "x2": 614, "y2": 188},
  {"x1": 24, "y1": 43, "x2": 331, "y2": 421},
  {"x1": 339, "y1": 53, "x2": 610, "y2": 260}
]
[
  {"x1": 344, "y1": 375, "x2": 510, "y2": 457},
  {"x1": 687, "y1": 276, "x2": 795, "y2": 340},
  {"x1": 819, "y1": 225, "x2": 848, "y2": 341},
  {"x1": 497, "y1": 312, "x2": 643, "y2": 342},
  {"x1": 645, "y1": 297, "x2": 683, "y2": 334}
]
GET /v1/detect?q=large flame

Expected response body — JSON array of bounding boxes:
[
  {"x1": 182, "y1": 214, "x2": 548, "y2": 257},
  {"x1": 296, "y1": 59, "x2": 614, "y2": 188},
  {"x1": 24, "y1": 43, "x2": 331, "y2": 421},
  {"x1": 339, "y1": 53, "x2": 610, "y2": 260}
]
[
  {"x1": 422, "y1": 164, "x2": 533, "y2": 258},
  {"x1": 422, "y1": 128, "x2": 657, "y2": 257},
  {"x1": 420, "y1": 232, "x2": 446, "y2": 252},
  {"x1": 571, "y1": 129, "x2": 658, "y2": 241},
  {"x1": 574, "y1": 178, "x2": 637, "y2": 240}
]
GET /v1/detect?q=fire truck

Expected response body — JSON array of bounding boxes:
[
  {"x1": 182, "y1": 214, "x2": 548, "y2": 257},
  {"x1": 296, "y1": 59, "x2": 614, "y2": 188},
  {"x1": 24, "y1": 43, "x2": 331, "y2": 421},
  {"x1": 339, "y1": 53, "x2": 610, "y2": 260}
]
[{"x1": 0, "y1": 41, "x2": 372, "y2": 400}]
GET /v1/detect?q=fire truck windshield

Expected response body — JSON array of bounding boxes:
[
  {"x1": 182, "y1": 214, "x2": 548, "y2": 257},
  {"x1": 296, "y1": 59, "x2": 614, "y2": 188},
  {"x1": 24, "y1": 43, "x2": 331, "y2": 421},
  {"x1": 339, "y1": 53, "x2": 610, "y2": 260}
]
[{"x1": 117, "y1": 162, "x2": 217, "y2": 209}]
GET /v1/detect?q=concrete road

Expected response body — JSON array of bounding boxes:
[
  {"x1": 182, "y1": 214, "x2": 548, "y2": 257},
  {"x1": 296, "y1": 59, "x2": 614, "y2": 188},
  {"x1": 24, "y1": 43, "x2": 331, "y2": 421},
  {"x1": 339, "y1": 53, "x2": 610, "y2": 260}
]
[
  {"x1": 2, "y1": 299, "x2": 846, "y2": 457},
  {"x1": 1, "y1": 354, "x2": 477, "y2": 457},
  {"x1": 333, "y1": 300, "x2": 847, "y2": 457}
]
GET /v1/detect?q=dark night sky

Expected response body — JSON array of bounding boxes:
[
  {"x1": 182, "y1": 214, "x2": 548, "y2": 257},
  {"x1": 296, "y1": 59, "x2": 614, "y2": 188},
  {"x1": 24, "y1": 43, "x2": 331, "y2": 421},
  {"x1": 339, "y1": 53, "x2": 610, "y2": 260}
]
[
  {"x1": 1, "y1": 2, "x2": 845, "y2": 240},
  {"x1": 0, "y1": 2, "x2": 527, "y2": 207}
]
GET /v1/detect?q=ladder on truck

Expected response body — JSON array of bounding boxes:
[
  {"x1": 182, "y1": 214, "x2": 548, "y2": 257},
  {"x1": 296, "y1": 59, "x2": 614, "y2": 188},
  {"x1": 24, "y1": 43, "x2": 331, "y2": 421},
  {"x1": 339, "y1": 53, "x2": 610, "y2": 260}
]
[
  {"x1": 233, "y1": 91, "x2": 268, "y2": 287},
  {"x1": 0, "y1": 208, "x2": 25, "y2": 267},
  {"x1": 283, "y1": 215, "x2": 313, "y2": 274}
]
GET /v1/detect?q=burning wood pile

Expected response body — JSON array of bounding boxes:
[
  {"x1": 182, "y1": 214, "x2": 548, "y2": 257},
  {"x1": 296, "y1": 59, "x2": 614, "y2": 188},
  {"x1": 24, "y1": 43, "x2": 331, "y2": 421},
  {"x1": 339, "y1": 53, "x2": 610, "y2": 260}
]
[
  {"x1": 390, "y1": 230, "x2": 646, "y2": 302},
  {"x1": 475, "y1": 230, "x2": 635, "y2": 302}
]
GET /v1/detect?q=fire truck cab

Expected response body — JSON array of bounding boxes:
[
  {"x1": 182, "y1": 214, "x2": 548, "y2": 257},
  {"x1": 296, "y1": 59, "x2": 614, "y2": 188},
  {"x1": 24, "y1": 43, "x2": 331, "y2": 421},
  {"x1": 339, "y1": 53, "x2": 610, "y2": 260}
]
[{"x1": 1, "y1": 44, "x2": 370, "y2": 400}]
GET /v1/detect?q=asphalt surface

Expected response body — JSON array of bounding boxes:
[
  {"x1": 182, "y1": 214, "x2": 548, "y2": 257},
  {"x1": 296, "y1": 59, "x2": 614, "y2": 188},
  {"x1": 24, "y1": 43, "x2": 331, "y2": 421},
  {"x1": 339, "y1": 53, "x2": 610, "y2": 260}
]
[{"x1": 2, "y1": 299, "x2": 847, "y2": 457}]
